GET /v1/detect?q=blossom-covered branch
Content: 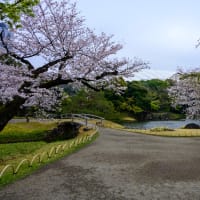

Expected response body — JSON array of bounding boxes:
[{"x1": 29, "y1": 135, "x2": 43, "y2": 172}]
[
  {"x1": 168, "y1": 70, "x2": 200, "y2": 119},
  {"x1": 0, "y1": 0, "x2": 148, "y2": 131}
]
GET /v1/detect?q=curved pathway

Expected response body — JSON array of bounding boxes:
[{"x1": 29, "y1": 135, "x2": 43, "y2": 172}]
[{"x1": 1, "y1": 128, "x2": 200, "y2": 199}]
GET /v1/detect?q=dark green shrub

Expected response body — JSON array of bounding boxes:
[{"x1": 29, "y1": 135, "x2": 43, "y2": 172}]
[
  {"x1": 184, "y1": 123, "x2": 200, "y2": 129},
  {"x1": 45, "y1": 122, "x2": 81, "y2": 142}
]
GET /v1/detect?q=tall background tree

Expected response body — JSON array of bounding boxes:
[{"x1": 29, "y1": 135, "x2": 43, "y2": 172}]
[
  {"x1": 0, "y1": 0, "x2": 148, "y2": 131},
  {"x1": 105, "y1": 79, "x2": 172, "y2": 121},
  {"x1": 61, "y1": 78, "x2": 179, "y2": 122},
  {"x1": 61, "y1": 90, "x2": 120, "y2": 120}
]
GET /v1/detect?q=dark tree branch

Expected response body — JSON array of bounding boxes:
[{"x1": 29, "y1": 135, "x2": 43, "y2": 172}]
[
  {"x1": 39, "y1": 78, "x2": 74, "y2": 89},
  {"x1": 9, "y1": 53, "x2": 34, "y2": 70},
  {"x1": 0, "y1": 30, "x2": 34, "y2": 70},
  {"x1": 95, "y1": 70, "x2": 118, "y2": 80},
  {"x1": 32, "y1": 52, "x2": 73, "y2": 76},
  {"x1": 80, "y1": 80, "x2": 101, "y2": 91},
  {"x1": 39, "y1": 76, "x2": 100, "y2": 91}
]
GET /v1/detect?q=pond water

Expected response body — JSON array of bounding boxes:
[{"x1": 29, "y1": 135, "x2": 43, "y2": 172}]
[{"x1": 123, "y1": 119, "x2": 200, "y2": 129}]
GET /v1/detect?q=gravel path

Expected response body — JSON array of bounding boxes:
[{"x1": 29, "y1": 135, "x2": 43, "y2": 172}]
[{"x1": 1, "y1": 128, "x2": 200, "y2": 199}]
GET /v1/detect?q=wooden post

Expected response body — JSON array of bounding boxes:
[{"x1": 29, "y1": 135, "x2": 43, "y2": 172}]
[{"x1": 85, "y1": 118, "x2": 88, "y2": 127}]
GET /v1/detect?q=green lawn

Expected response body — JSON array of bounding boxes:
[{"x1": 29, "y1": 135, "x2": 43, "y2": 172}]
[
  {"x1": 0, "y1": 121, "x2": 98, "y2": 187},
  {"x1": 0, "y1": 142, "x2": 46, "y2": 165},
  {"x1": 0, "y1": 121, "x2": 58, "y2": 165},
  {"x1": 125, "y1": 127, "x2": 200, "y2": 137},
  {"x1": 0, "y1": 122, "x2": 57, "y2": 143}
]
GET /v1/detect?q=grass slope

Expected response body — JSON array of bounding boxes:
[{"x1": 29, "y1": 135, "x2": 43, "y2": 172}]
[
  {"x1": 125, "y1": 128, "x2": 200, "y2": 137},
  {"x1": 0, "y1": 121, "x2": 98, "y2": 187}
]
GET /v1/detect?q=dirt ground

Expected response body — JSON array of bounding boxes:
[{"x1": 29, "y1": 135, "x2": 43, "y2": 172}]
[{"x1": 1, "y1": 128, "x2": 200, "y2": 200}]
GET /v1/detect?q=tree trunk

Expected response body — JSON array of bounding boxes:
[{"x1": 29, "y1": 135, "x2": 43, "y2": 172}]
[{"x1": 0, "y1": 96, "x2": 26, "y2": 132}]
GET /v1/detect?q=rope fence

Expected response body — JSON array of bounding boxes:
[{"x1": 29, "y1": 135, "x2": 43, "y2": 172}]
[{"x1": 0, "y1": 132, "x2": 97, "y2": 180}]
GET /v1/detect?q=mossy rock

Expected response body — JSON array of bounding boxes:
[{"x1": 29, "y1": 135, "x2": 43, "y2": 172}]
[
  {"x1": 45, "y1": 121, "x2": 81, "y2": 142},
  {"x1": 184, "y1": 123, "x2": 200, "y2": 129}
]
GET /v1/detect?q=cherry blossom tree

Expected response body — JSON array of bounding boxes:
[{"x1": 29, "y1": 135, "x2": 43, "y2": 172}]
[
  {"x1": 168, "y1": 70, "x2": 200, "y2": 119},
  {"x1": 0, "y1": 0, "x2": 148, "y2": 131}
]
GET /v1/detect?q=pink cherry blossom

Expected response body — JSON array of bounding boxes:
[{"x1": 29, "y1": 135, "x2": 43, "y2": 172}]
[
  {"x1": 168, "y1": 69, "x2": 200, "y2": 119},
  {"x1": 0, "y1": 0, "x2": 148, "y2": 130}
]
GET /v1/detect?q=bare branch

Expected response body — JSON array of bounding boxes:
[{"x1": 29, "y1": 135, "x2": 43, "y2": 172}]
[
  {"x1": 32, "y1": 52, "x2": 73, "y2": 76},
  {"x1": 39, "y1": 78, "x2": 74, "y2": 89},
  {"x1": 95, "y1": 70, "x2": 118, "y2": 80}
]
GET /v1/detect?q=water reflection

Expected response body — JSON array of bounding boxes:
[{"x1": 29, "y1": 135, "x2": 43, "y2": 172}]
[{"x1": 123, "y1": 120, "x2": 200, "y2": 129}]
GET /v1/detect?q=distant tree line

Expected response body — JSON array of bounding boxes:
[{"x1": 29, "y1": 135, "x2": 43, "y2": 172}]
[{"x1": 60, "y1": 78, "x2": 184, "y2": 122}]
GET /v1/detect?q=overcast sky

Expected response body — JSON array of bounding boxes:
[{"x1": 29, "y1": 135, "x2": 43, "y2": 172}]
[{"x1": 76, "y1": 0, "x2": 200, "y2": 79}]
